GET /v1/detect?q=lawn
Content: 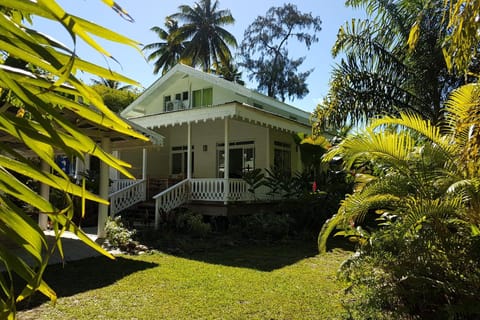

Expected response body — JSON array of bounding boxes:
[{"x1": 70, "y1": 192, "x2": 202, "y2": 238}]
[{"x1": 17, "y1": 239, "x2": 351, "y2": 320}]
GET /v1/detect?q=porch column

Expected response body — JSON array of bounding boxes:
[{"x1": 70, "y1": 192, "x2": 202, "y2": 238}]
[
  {"x1": 186, "y1": 122, "x2": 192, "y2": 180},
  {"x1": 98, "y1": 137, "x2": 111, "y2": 238},
  {"x1": 74, "y1": 156, "x2": 83, "y2": 182},
  {"x1": 142, "y1": 148, "x2": 148, "y2": 180},
  {"x1": 224, "y1": 118, "x2": 229, "y2": 204},
  {"x1": 110, "y1": 151, "x2": 120, "y2": 181},
  {"x1": 38, "y1": 160, "x2": 50, "y2": 230}
]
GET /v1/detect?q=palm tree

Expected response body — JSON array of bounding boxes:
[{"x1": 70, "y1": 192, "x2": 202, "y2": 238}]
[
  {"x1": 314, "y1": 0, "x2": 466, "y2": 128},
  {"x1": 170, "y1": 0, "x2": 237, "y2": 72},
  {"x1": 91, "y1": 77, "x2": 133, "y2": 90},
  {"x1": 143, "y1": 18, "x2": 186, "y2": 75},
  {"x1": 214, "y1": 60, "x2": 244, "y2": 84}
]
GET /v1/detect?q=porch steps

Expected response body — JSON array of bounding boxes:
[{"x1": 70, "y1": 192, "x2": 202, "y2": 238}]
[
  {"x1": 186, "y1": 202, "x2": 228, "y2": 216},
  {"x1": 120, "y1": 201, "x2": 156, "y2": 228}
]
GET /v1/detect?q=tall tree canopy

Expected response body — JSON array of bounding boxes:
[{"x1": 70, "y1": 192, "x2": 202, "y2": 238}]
[
  {"x1": 314, "y1": 0, "x2": 477, "y2": 129},
  {"x1": 0, "y1": 1, "x2": 144, "y2": 317},
  {"x1": 143, "y1": 18, "x2": 187, "y2": 75},
  {"x1": 168, "y1": 0, "x2": 237, "y2": 73},
  {"x1": 239, "y1": 4, "x2": 321, "y2": 102}
]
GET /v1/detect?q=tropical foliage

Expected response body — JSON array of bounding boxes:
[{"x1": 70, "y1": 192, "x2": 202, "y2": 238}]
[
  {"x1": 90, "y1": 81, "x2": 139, "y2": 112},
  {"x1": 318, "y1": 84, "x2": 480, "y2": 317},
  {"x1": 409, "y1": 0, "x2": 480, "y2": 75},
  {"x1": 239, "y1": 4, "x2": 322, "y2": 101},
  {"x1": 145, "y1": 0, "x2": 237, "y2": 75},
  {"x1": 313, "y1": 0, "x2": 476, "y2": 128},
  {"x1": 0, "y1": 1, "x2": 144, "y2": 318}
]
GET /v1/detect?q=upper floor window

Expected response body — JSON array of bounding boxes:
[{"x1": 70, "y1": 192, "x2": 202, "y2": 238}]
[
  {"x1": 192, "y1": 88, "x2": 212, "y2": 108},
  {"x1": 164, "y1": 91, "x2": 189, "y2": 111},
  {"x1": 164, "y1": 95, "x2": 171, "y2": 110}
]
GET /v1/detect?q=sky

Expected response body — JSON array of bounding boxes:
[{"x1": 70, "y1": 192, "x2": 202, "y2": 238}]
[{"x1": 34, "y1": 1, "x2": 366, "y2": 113}]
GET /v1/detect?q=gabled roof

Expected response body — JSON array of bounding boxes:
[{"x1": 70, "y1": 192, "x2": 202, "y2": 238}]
[{"x1": 121, "y1": 64, "x2": 311, "y2": 126}]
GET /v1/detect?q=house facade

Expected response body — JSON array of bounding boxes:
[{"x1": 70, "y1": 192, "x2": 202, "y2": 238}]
[{"x1": 112, "y1": 64, "x2": 312, "y2": 226}]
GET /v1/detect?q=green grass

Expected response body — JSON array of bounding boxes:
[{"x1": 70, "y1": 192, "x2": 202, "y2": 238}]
[{"x1": 17, "y1": 240, "x2": 351, "y2": 320}]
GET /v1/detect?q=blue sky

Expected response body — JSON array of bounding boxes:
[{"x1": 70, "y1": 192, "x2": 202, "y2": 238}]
[{"x1": 35, "y1": 1, "x2": 365, "y2": 112}]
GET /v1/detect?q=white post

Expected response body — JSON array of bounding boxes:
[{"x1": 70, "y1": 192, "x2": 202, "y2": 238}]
[
  {"x1": 187, "y1": 122, "x2": 192, "y2": 180},
  {"x1": 97, "y1": 137, "x2": 111, "y2": 238},
  {"x1": 224, "y1": 118, "x2": 229, "y2": 204},
  {"x1": 38, "y1": 160, "x2": 50, "y2": 230},
  {"x1": 111, "y1": 150, "x2": 120, "y2": 181},
  {"x1": 74, "y1": 156, "x2": 83, "y2": 181},
  {"x1": 142, "y1": 148, "x2": 148, "y2": 180},
  {"x1": 155, "y1": 199, "x2": 160, "y2": 230}
]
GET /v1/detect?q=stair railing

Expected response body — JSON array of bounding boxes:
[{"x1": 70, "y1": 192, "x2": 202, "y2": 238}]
[
  {"x1": 109, "y1": 179, "x2": 147, "y2": 216},
  {"x1": 153, "y1": 179, "x2": 190, "y2": 229}
]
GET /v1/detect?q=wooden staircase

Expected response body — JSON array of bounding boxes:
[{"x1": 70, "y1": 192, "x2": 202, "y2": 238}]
[{"x1": 113, "y1": 178, "x2": 182, "y2": 228}]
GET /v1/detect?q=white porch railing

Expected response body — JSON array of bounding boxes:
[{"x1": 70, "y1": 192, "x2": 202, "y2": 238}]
[
  {"x1": 190, "y1": 178, "x2": 226, "y2": 201},
  {"x1": 109, "y1": 179, "x2": 137, "y2": 193},
  {"x1": 109, "y1": 179, "x2": 147, "y2": 216},
  {"x1": 153, "y1": 179, "x2": 190, "y2": 228},
  {"x1": 152, "y1": 178, "x2": 275, "y2": 228}
]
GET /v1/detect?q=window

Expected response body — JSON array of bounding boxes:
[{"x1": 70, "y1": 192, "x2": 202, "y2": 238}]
[
  {"x1": 182, "y1": 91, "x2": 189, "y2": 100},
  {"x1": 216, "y1": 141, "x2": 255, "y2": 178},
  {"x1": 171, "y1": 146, "x2": 194, "y2": 176},
  {"x1": 163, "y1": 95, "x2": 171, "y2": 110},
  {"x1": 192, "y1": 88, "x2": 213, "y2": 108},
  {"x1": 175, "y1": 93, "x2": 182, "y2": 101},
  {"x1": 274, "y1": 141, "x2": 291, "y2": 177}
]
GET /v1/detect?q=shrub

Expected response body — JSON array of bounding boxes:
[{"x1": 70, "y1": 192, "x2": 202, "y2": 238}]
[
  {"x1": 105, "y1": 216, "x2": 137, "y2": 250},
  {"x1": 339, "y1": 221, "x2": 480, "y2": 319},
  {"x1": 230, "y1": 212, "x2": 292, "y2": 240},
  {"x1": 174, "y1": 210, "x2": 211, "y2": 238}
]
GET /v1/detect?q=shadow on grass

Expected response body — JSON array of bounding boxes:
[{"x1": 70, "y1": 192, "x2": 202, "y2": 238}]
[
  {"x1": 180, "y1": 239, "x2": 319, "y2": 272},
  {"x1": 141, "y1": 231, "x2": 353, "y2": 272},
  {"x1": 16, "y1": 256, "x2": 158, "y2": 310}
]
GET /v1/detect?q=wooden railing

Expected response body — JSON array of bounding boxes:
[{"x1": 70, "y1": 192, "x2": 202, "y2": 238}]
[
  {"x1": 152, "y1": 178, "x2": 276, "y2": 228},
  {"x1": 153, "y1": 179, "x2": 190, "y2": 228},
  {"x1": 227, "y1": 179, "x2": 251, "y2": 201},
  {"x1": 109, "y1": 179, "x2": 137, "y2": 193},
  {"x1": 109, "y1": 179, "x2": 147, "y2": 216},
  {"x1": 190, "y1": 178, "x2": 225, "y2": 201}
]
